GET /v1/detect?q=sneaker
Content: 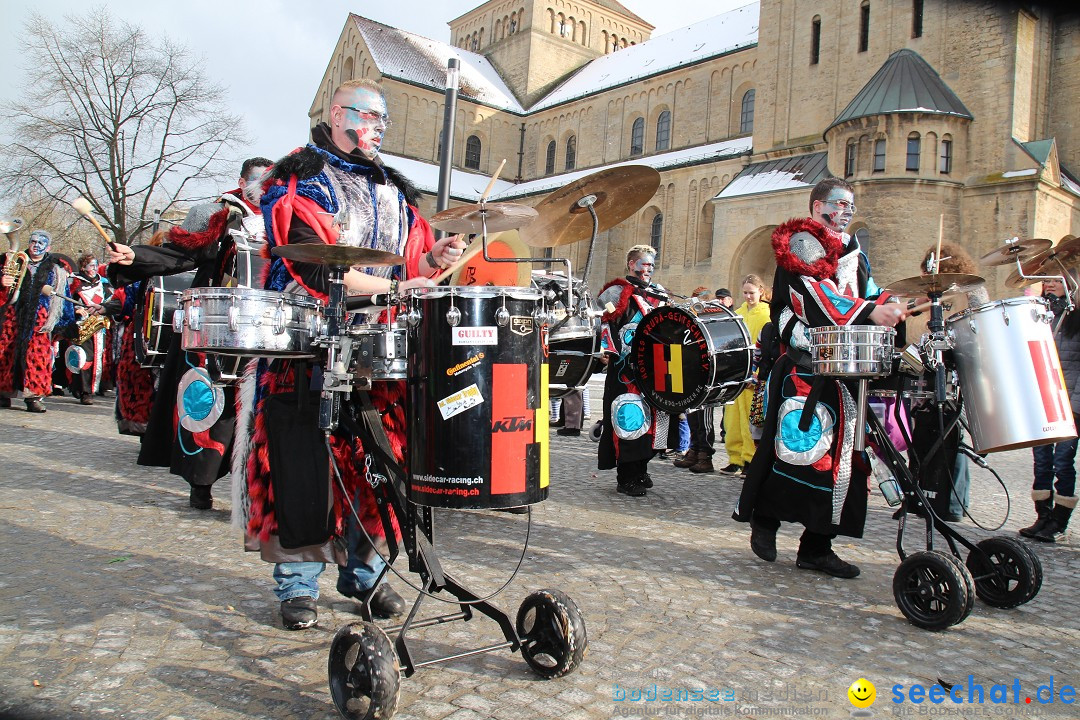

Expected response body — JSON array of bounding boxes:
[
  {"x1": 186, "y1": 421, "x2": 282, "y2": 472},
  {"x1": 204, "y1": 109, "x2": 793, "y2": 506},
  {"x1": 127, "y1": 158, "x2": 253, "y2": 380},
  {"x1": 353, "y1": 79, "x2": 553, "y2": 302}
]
[
  {"x1": 719, "y1": 463, "x2": 742, "y2": 475},
  {"x1": 616, "y1": 480, "x2": 647, "y2": 497},
  {"x1": 189, "y1": 485, "x2": 213, "y2": 510},
  {"x1": 341, "y1": 583, "x2": 407, "y2": 619},
  {"x1": 673, "y1": 450, "x2": 699, "y2": 469},
  {"x1": 796, "y1": 551, "x2": 860, "y2": 578},
  {"x1": 750, "y1": 521, "x2": 777, "y2": 562},
  {"x1": 556, "y1": 427, "x2": 581, "y2": 436},
  {"x1": 689, "y1": 458, "x2": 715, "y2": 474},
  {"x1": 24, "y1": 398, "x2": 46, "y2": 413},
  {"x1": 280, "y1": 596, "x2": 318, "y2": 630}
]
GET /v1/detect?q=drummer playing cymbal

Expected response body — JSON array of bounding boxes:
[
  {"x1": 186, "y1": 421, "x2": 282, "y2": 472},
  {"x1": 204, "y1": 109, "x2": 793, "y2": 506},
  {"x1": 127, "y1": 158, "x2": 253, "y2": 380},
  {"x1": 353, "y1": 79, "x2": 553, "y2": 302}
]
[{"x1": 733, "y1": 177, "x2": 905, "y2": 580}]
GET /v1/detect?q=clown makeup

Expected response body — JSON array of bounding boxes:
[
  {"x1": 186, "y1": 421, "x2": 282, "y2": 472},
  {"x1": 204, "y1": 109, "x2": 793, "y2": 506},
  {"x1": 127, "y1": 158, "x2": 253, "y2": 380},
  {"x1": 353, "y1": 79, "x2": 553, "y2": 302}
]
[
  {"x1": 82, "y1": 259, "x2": 99, "y2": 277},
  {"x1": 335, "y1": 88, "x2": 389, "y2": 159},
  {"x1": 818, "y1": 188, "x2": 856, "y2": 232},
  {"x1": 630, "y1": 254, "x2": 655, "y2": 283},
  {"x1": 27, "y1": 232, "x2": 50, "y2": 260}
]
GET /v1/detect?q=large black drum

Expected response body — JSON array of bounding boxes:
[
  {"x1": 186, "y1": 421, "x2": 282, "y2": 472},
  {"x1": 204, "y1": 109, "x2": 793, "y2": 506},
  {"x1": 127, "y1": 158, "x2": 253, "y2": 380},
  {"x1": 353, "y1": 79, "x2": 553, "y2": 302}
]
[
  {"x1": 135, "y1": 271, "x2": 196, "y2": 367},
  {"x1": 406, "y1": 286, "x2": 549, "y2": 509},
  {"x1": 631, "y1": 303, "x2": 752, "y2": 413}
]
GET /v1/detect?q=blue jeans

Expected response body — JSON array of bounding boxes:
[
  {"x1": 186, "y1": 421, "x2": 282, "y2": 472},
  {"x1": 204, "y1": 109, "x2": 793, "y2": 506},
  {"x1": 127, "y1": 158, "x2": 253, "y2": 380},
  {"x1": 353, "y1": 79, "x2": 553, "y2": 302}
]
[
  {"x1": 1032, "y1": 438, "x2": 1079, "y2": 497},
  {"x1": 272, "y1": 492, "x2": 388, "y2": 602},
  {"x1": 950, "y1": 454, "x2": 970, "y2": 517},
  {"x1": 678, "y1": 416, "x2": 690, "y2": 452}
]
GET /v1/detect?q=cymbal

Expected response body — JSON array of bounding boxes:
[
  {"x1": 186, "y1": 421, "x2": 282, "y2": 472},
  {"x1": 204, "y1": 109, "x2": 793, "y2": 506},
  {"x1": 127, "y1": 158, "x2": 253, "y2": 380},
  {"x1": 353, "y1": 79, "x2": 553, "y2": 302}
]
[
  {"x1": 429, "y1": 202, "x2": 538, "y2": 234},
  {"x1": 519, "y1": 165, "x2": 661, "y2": 248},
  {"x1": 272, "y1": 244, "x2": 405, "y2": 267},
  {"x1": 1034, "y1": 235, "x2": 1080, "y2": 272},
  {"x1": 978, "y1": 237, "x2": 1052, "y2": 266},
  {"x1": 884, "y1": 272, "x2": 986, "y2": 296},
  {"x1": 1004, "y1": 248, "x2": 1054, "y2": 289}
]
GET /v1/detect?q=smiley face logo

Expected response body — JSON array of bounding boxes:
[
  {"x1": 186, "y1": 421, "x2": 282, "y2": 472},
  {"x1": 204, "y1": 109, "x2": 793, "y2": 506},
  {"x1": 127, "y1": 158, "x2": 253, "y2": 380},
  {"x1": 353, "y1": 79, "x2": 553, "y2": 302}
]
[{"x1": 848, "y1": 678, "x2": 876, "y2": 708}]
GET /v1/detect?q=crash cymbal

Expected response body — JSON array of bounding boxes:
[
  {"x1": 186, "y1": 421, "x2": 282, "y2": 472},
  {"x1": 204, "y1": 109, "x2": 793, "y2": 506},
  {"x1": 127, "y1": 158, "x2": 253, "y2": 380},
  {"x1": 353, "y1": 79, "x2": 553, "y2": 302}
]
[
  {"x1": 1034, "y1": 235, "x2": 1080, "y2": 272},
  {"x1": 884, "y1": 272, "x2": 986, "y2": 296},
  {"x1": 1002, "y1": 248, "x2": 1053, "y2": 289},
  {"x1": 272, "y1": 244, "x2": 405, "y2": 267},
  {"x1": 519, "y1": 165, "x2": 661, "y2": 248},
  {"x1": 978, "y1": 237, "x2": 1052, "y2": 266},
  {"x1": 429, "y1": 202, "x2": 538, "y2": 234}
]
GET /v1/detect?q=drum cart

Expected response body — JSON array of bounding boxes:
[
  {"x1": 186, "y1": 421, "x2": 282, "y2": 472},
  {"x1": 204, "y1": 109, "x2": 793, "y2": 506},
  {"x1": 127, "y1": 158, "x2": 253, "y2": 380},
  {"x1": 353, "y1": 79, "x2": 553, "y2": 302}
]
[
  {"x1": 270, "y1": 244, "x2": 588, "y2": 720},
  {"x1": 827, "y1": 289, "x2": 1046, "y2": 631}
]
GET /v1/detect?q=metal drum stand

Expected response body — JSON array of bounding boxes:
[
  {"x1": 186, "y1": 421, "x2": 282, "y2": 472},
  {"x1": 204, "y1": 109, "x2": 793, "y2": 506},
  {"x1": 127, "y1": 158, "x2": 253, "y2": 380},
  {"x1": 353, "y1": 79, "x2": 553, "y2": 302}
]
[{"x1": 866, "y1": 293, "x2": 1043, "y2": 631}]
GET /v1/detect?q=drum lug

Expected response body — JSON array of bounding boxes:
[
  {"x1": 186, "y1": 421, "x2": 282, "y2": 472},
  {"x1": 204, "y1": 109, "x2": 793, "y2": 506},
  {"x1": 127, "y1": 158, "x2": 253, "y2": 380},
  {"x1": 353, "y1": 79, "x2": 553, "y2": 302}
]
[
  {"x1": 273, "y1": 306, "x2": 287, "y2": 335},
  {"x1": 188, "y1": 306, "x2": 202, "y2": 331},
  {"x1": 172, "y1": 309, "x2": 185, "y2": 333},
  {"x1": 968, "y1": 318, "x2": 977, "y2": 334},
  {"x1": 228, "y1": 304, "x2": 240, "y2": 333},
  {"x1": 495, "y1": 306, "x2": 510, "y2": 327},
  {"x1": 445, "y1": 305, "x2": 461, "y2": 327},
  {"x1": 308, "y1": 314, "x2": 321, "y2": 338}
]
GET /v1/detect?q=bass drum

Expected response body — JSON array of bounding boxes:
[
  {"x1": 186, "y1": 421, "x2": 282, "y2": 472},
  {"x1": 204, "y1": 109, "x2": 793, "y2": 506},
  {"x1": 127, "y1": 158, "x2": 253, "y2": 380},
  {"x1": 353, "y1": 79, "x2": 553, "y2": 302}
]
[
  {"x1": 631, "y1": 302, "x2": 752, "y2": 414},
  {"x1": 135, "y1": 271, "x2": 197, "y2": 368}
]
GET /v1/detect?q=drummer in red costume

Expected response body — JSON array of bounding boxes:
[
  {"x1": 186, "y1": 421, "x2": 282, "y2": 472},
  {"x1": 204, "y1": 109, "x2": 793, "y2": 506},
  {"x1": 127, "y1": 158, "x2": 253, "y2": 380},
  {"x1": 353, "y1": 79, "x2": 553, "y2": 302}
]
[
  {"x1": 248, "y1": 78, "x2": 465, "y2": 630},
  {"x1": 733, "y1": 178, "x2": 906, "y2": 578}
]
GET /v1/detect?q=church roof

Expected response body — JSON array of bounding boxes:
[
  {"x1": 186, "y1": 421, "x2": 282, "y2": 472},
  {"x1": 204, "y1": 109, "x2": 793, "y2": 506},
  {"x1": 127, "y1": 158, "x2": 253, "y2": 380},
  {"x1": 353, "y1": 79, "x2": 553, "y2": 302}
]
[
  {"x1": 591, "y1": 0, "x2": 653, "y2": 28},
  {"x1": 530, "y1": 3, "x2": 759, "y2": 111},
  {"x1": 826, "y1": 49, "x2": 972, "y2": 133},
  {"x1": 715, "y1": 152, "x2": 830, "y2": 199},
  {"x1": 351, "y1": 14, "x2": 525, "y2": 113}
]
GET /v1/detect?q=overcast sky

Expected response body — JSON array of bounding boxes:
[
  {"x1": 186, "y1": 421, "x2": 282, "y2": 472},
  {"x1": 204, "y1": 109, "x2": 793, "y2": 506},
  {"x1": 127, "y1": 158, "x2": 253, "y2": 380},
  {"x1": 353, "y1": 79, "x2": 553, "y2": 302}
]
[{"x1": 2, "y1": 0, "x2": 752, "y2": 178}]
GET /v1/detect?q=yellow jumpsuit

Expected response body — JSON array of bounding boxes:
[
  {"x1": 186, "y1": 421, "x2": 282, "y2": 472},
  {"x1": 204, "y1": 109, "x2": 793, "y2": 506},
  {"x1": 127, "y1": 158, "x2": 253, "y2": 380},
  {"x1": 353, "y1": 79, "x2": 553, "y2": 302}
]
[{"x1": 723, "y1": 301, "x2": 771, "y2": 467}]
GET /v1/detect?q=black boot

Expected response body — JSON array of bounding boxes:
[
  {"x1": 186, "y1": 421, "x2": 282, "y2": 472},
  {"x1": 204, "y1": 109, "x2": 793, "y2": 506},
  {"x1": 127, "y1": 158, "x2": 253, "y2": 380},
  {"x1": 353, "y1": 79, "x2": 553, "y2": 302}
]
[
  {"x1": 1033, "y1": 503, "x2": 1073, "y2": 542},
  {"x1": 1019, "y1": 495, "x2": 1054, "y2": 538}
]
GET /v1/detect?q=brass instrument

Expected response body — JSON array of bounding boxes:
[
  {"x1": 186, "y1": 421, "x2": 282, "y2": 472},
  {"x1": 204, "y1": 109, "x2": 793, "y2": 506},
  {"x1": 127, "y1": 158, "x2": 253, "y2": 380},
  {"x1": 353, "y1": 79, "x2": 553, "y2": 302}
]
[
  {"x1": 75, "y1": 313, "x2": 110, "y2": 346},
  {"x1": 1, "y1": 217, "x2": 28, "y2": 305}
]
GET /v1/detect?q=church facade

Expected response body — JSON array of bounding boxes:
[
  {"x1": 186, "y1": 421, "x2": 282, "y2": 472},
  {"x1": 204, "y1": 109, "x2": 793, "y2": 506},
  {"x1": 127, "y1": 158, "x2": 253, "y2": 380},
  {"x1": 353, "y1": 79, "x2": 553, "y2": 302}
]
[{"x1": 309, "y1": 0, "x2": 1080, "y2": 299}]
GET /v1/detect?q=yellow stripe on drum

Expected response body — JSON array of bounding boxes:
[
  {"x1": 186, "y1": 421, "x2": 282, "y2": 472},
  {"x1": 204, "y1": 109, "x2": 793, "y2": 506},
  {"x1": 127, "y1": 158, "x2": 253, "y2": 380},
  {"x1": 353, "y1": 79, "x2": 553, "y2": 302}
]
[
  {"x1": 669, "y1": 343, "x2": 683, "y2": 394},
  {"x1": 539, "y1": 363, "x2": 549, "y2": 489}
]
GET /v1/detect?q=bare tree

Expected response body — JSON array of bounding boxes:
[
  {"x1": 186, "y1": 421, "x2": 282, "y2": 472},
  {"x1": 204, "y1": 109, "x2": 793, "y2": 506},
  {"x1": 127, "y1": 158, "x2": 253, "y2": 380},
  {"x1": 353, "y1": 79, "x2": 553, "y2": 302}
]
[{"x1": 0, "y1": 7, "x2": 248, "y2": 244}]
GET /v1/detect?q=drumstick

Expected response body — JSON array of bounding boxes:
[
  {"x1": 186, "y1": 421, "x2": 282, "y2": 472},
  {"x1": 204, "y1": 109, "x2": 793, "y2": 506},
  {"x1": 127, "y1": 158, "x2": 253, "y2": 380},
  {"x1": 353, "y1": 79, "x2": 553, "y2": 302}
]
[
  {"x1": 71, "y1": 197, "x2": 119, "y2": 252},
  {"x1": 41, "y1": 284, "x2": 89, "y2": 307},
  {"x1": 479, "y1": 159, "x2": 506, "y2": 203},
  {"x1": 430, "y1": 240, "x2": 486, "y2": 285}
]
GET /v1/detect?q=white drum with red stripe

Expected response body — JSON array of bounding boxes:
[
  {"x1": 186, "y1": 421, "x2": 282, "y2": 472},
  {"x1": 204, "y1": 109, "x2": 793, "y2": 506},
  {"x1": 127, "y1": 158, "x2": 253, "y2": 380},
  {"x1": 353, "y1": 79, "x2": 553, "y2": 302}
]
[{"x1": 947, "y1": 297, "x2": 1077, "y2": 453}]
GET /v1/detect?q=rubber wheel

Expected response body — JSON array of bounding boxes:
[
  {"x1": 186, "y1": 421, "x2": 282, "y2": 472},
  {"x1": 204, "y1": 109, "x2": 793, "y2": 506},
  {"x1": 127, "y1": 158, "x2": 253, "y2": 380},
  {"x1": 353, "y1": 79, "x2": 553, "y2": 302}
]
[
  {"x1": 589, "y1": 420, "x2": 603, "y2": 443},
  {"x1": 965, "y1": 536, "x2": 1043, "y2": 609},
  {"x1": 516, "y1": 589, "x2": 588, "y2": 678},
  {"x1": 933, "y1": 551, "x2": 975, "y2": 624},
  {"x1": 328, "y1": 622, "x2": 400, "y2": 720},
  {"x1": 892, "y1": 551, "x2": 970, "y2": 631}
]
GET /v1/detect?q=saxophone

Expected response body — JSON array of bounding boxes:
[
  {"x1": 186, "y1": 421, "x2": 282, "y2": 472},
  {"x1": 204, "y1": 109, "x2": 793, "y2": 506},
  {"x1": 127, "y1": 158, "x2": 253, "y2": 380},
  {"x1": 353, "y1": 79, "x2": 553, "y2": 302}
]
[
  {"x1": 1, "y1": 217, "x2": 28, "y2": 305},
  {"x1": 76, "y1": 313, "x2": 111, "y2": 345}
]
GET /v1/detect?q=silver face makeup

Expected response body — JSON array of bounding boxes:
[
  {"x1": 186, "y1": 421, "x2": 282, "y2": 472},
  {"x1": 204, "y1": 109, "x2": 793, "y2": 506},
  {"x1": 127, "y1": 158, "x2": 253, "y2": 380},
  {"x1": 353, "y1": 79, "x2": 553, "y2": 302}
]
[
  {"x1": 631, "y1": 254, "x2": 655, "y2": 283},
  {"x1": 339, "y1": 89, "x2": 389, "y2": 159},
  {"x1": 28, "y1": 232, "x2": 50, "y2": 259},
  {"x1": 820, "y1": 189, "x2": 856, "y2": 232}
]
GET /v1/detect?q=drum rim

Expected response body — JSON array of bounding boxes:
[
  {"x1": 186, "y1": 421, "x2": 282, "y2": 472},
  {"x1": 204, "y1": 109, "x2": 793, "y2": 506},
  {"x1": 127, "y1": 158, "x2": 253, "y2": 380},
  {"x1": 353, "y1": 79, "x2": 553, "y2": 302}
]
[
  {"x1": 180, "y1": 286, "x2": 324, "y2": 308},
  {"x1": 408, "y1": 285, "x2": 542, "y2": 300},
  {"x1": 946, "y1": 295, "x2": 1049, "y2": 324}
]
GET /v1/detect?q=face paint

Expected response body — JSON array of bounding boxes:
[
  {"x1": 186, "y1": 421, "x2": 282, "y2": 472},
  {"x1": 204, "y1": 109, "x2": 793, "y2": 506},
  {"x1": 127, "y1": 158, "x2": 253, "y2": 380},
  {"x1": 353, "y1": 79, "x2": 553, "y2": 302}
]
[
  {"x1": 337, "y1": 88, "x2": 389, "y2": 159},
  {"x1": 28, "y1": 232, "x2": 50, "y2": 259},
  {"x1": 82, "y1": 259, "x2": 99, "y2": 277},
  {"x1": 819, "y1": 189, "x2": 856, "y2": 232},
  {"x1": 630, "y1": 254, "x2": 655, "y2": 283}
]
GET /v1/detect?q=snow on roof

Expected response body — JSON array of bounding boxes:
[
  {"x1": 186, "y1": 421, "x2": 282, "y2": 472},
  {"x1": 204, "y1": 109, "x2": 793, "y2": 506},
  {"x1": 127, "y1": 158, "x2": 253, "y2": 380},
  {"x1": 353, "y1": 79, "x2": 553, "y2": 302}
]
[
  {"x1": 1062, "y1": 168, "x2": 1080, "y2": 198},
  {"x1": 490, "y1": 136, "x2": 753, "y2": 201},
  {"x1": 353, "y1": 15, "x2": 524, "y2": 113},
  {"x1": 716, "y1": 152, "x2": 830, "y2": 199},
  {"x1": 378, "y1": 152, "x2": 515, "y2": 202},
  {"x1": 531, "y1": 3, "x2": 759, "y2": 111}
]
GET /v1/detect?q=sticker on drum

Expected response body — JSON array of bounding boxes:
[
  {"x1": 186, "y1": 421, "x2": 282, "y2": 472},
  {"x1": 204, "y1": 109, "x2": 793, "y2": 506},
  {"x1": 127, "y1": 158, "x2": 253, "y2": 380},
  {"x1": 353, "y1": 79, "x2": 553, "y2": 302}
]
[
  {"x1": 631, "y1": 304, "x2": 752, "y2": 413},
  {"x1": 407, "y1": 285, "x2": 548, "y2": 509}
]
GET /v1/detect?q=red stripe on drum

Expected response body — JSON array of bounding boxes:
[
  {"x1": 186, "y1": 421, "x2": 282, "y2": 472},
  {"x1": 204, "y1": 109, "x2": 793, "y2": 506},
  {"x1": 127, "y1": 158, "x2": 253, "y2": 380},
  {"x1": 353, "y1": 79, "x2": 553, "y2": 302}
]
[
  {"x1": 1029, "y1": 340, "x2": 1068, "y2": 424},
  {"x1": 491, "y1": 363, "x2": 529, "y2": 496}
]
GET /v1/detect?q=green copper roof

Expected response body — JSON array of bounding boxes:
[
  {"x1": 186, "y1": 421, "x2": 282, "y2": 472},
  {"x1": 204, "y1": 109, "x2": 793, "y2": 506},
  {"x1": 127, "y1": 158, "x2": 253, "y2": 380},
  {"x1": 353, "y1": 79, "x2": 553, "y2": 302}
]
[{"x1": 827, "y1": 49, "x2": 972, "y2": 134}]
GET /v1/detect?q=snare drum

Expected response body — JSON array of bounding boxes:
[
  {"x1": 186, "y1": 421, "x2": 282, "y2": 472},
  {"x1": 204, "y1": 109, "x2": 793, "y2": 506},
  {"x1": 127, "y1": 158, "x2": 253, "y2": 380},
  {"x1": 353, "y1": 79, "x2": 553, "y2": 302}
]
[
  {"x1": 808, "y1": 325, "x2": 896, "y2": 378},
  {"x1": 348, "y1": 322, "x2": 407, "y2": 382},
  {"x1": 177, "y1": 287, "x2": 323, "y2": 358},
  {"x1": 631, "y1": 303, "x2": 753, "y2": 413},
  {"x1": 135, "y1": 271, "x2": 196, "y2": 367},
  {"x1": 406, "y1": 286, "x2": 548, "y2": 509},
  {"x1": 947, "y1": 297, "x2": 1076, "y2": 453},
  {"x1": 547, "y1": 315, "x2": 600, "y2": 398}
]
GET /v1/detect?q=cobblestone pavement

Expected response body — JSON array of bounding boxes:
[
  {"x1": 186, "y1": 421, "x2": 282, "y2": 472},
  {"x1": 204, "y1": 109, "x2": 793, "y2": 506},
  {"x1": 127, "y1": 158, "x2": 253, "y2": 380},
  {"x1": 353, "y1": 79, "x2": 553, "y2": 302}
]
[{"x1": 1, "y1": 392, "x2": 1078, "y2": 720}]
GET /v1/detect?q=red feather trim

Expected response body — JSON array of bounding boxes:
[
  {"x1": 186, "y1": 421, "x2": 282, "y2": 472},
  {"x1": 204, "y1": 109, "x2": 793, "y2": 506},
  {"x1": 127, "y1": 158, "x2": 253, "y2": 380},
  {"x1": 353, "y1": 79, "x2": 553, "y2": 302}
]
[
  {"x1": 772, "y1": 217, "x2": 843, "y2": 281},
  {"x1": 599, "y1": 278, "x2": 635, "y2": 323},
  {"x1": 168, "y1": 206, "x2": 230, "y2": 251}
]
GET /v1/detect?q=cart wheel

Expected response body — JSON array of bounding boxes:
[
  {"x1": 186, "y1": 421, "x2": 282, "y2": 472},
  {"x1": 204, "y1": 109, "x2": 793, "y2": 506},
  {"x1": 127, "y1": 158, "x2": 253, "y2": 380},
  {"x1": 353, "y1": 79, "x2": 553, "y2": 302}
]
[
  {"x1": 589, "y1": 420, "x2": 602, "y2": 443},
  {"x1": 516, "y1": 589, "x2": 588, "y2": 678},
  {"x1": 328, "y1": 622, "x2": 400, "y2": 720},
  {"x1": 965, "y1": 536, "x2": 1043, "y2": 609},
  {"x1": 933, "y1": 551, "x2": 975, "y2": 623},
  {"x1": 892, "y1": 551, "x2": 970, "y2": 631}
]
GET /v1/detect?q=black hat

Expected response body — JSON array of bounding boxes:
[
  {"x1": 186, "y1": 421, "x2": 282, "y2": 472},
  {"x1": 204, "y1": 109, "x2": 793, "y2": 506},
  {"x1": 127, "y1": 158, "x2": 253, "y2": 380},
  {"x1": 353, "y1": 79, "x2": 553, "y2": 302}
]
[{"x1": 715, "y1": 288, "x2": 732, "y2": 299}]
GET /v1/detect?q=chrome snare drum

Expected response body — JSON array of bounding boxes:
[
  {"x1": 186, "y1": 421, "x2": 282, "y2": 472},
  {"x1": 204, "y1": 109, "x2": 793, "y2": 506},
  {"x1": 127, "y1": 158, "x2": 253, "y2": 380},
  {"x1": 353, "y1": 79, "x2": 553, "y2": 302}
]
[
  {"x1": 808, "y1": 325, "x2": 896, "y2": 378},
  {"x1": 348, "y1": 322, "x2": 407, "y2": 382},
  {"x1": 135, "y1": 271, "x2": 196, "y2": 367},
  {"x1": 177, "y1": 287, "x2": 322, "y2": 358},
  {"x1": 947, "y1": 297, "x2": 1076, "y2": 453},
  {"x1": 406, "y1": 285, "x2": 548, "y2": 510},
  {"x1": 547, "y1": 314, "x2": 600, "y2": 399},
  {"x1": 631, "y1": 302, "x2": 753, "y2": 413}
]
